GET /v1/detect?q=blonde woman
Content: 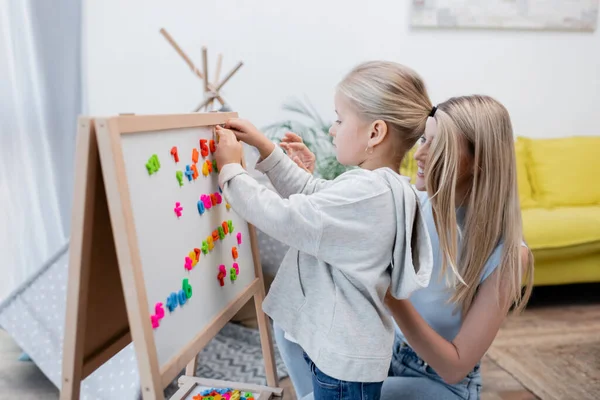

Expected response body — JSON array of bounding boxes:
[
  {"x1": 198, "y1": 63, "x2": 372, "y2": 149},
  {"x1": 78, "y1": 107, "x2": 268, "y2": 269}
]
[{"x1": 278, "y1": 95, "x2": 534, "y2": 399}]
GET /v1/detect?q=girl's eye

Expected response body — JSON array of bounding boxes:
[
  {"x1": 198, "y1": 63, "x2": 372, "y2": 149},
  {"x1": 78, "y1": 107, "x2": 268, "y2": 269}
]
[{"x1": 335, "y1": 120, "x2": 341, "y2": 125}]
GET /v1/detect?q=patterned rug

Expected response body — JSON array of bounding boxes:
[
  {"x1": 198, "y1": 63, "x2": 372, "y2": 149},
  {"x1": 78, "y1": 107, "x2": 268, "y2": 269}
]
[
  {"x1": 164, "y1": 323, "x2": 288, "y2": 397},
  {"x1": 487, "y1": 304, "x2": 600, "y2": 400}
]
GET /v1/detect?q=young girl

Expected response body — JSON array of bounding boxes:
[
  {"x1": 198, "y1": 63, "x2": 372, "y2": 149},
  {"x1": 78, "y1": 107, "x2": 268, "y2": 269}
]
[
  {"x1": 214, "y1": 61, "x2": 436, "y2": 399},
  {"x1": 276, "y1": 95, "x2": 534, "y2": 399}
]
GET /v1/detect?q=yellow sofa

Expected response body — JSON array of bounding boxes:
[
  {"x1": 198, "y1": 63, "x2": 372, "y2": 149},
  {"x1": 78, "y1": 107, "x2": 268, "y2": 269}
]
[{"x1": 400, "y1": 136, "x2": 600, "y2": 286}]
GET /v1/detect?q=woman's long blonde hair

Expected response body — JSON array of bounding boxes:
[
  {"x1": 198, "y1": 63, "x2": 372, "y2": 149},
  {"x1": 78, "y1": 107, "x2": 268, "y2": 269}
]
[{"x1": 426, "y1": 95, "x2": 534, "y2": 314}]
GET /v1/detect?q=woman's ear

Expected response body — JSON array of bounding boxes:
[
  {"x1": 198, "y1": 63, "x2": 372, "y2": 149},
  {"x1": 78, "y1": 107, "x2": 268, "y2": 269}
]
[{"x1": 368, "y1": 120, "x2": 388, "y2": 148}]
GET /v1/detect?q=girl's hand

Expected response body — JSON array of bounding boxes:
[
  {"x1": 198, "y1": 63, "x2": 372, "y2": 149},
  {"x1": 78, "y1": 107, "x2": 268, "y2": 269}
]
[
  {"x1": 214, "y1": 128, "x2": 243, "y2": 170},
  {"x1": 222, "y1": 118, "x2": 265, "y2": 148},
  {"x1": 219, "y1": 119, "x2": 274, "y2": 159},
  {"x1": 280, "y1": 132, "x2": 316, "y2": 174}
]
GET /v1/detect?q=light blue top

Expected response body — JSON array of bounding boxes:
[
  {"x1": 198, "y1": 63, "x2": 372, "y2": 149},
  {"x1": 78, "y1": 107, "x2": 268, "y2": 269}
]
[{"x1": 396, "y1": 191, "x2": 504, "y2": 343}]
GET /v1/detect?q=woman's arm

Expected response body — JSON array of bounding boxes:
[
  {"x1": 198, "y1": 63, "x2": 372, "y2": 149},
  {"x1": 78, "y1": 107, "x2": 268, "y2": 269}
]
[{"x1": 385, "y1": 247, "x2": 529, "y2": 384}]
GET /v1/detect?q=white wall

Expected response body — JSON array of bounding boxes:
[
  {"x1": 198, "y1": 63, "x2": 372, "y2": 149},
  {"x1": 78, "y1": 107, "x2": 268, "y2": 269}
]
[{"x1": 84, "y1": 0, "x2": 600, "y2": 138}]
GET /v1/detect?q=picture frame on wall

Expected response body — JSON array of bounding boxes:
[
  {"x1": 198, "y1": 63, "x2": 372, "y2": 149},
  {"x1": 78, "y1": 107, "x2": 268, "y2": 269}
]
[{"x1": 411, "y1": 0, "x2": 599, "y2": 32}]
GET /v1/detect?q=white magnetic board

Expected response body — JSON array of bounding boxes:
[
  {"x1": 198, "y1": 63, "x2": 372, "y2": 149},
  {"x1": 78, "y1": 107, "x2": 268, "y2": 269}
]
[{"x1": 119, "y1": 126, "x2": 257, "y2": 368}]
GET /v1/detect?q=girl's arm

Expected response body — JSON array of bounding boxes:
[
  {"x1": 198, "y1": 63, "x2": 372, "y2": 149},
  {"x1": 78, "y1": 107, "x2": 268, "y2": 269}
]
[
  {"x1": 254, "y1": 144, "x2": 333, "y2": 198},
  {"x1": 385, "y1": 247, "x2": 529, "y2": 384},
  {"x1": 219, "y1": 121, "x2": 331, "y2": 198}
]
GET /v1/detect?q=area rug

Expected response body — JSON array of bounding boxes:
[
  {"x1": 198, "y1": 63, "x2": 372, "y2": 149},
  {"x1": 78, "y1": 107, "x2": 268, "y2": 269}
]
[
  {"x1": 164, "y1": 323, "x2": 289, "y2": 398},
  {"x1": 486, "y1": 305, "x2": 600, "y2": 400}
]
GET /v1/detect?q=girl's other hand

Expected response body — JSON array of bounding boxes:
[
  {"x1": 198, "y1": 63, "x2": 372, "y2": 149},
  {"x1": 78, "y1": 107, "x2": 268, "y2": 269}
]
[
  {"x1": 280, "y1": 132, "x2": 316, "y2": 174},
  {"x1": 214, "y1": 128, "x2": 243, "y2": 170}
]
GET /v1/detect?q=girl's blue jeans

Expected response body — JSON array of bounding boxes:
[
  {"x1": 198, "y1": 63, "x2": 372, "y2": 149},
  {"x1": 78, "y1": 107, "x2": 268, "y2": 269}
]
[
  {"x1": 274, "y1": 323, "x2": 482, "y2": 400},
  {"x1": 303, "y1": 352, "x2": 383, "y2": 400}
]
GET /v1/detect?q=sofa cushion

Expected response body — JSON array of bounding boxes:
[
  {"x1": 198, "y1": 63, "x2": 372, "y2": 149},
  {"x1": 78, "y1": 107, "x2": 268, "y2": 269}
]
[
  {"x1": 522, "y1": 206, "x2": 600, "y2": 250},
  {"x1": 527, "y1": 136, "x2": 600, "y2": 207},
  {"x1": 515, "y1": 137, "x2": 536, "y2": 208}
]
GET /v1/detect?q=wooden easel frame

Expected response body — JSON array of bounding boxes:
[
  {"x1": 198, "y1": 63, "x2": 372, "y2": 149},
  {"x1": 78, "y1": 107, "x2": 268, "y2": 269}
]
[
  {"x1": 169, "y1": 376, "x2": 283, "y2": 400},
  {"x1": 61, "y1": 113, "x2": 279, "y2": 400}
]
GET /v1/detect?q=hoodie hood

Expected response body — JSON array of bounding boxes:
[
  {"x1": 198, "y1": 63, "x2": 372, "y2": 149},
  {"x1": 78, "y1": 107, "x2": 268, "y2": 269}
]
[{"x1": 375, "y1": 169, "x2": 433, "y2": 299}]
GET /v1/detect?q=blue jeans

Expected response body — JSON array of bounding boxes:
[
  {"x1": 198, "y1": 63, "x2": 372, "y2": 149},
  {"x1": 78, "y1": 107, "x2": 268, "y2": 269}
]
[
  {"x1": 382, "y1": 338, "x2": 482, "y2": 400},
  {"x1": 303, "y1": 352, "x2": 383, "y2": 400},
  {"x1": 274, "y1": 324, "x2": 482, "y2": 400}
]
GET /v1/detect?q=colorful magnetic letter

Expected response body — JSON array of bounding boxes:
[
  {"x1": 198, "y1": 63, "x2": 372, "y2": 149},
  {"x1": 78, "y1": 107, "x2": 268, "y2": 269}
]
[
  {"x1": 176, "y1": 171, "x2": 183, "y2": 186},
  {"x1": 215, "y1": 192, "x2": 223, "y2": 204},
  {"x1": 202, "y1": 241, "x2": 209, "y2": 254},
  {"x1": 206, "y1": 159, "x2": 213, "y2": 173},
  {"x1": 233, "y1": 262, "x2": 239, "y2": 275},
  {"x1": 217, "y1": 265, "x2": 226, "y2": 287},
  {"x1": 207, "y1": 236, "x2": 214, "y2": 251},
  {"x1": 174, "y1": 202, "x2": 183, "y2": 217},
  {"x1": 213, "y1": 160, "x2": 218, "y2": 173},
  {"x1": 228, "y1": 220, "x2": 234, "y2": 233},
  {"x1": 184, "y1": 256, "x2": 193, "y2": 271},
  {"x1": 166, "y1": 292, "x2": 178, "y2": 312},
  {"x1": 155, "y1": 302, "x2": 165, "y2": 319},
  {"x1": 209, "y1": 139, "x2": 216, "y2": 153},
  {"x1": 237, "y1": 232, "x2": 242, "y2": 245},
  {"x1": 202, "y1": 161, "x2": 209, "y2": 176},
  {"x1": 183, "y1": 278, "x2": 192, "y2": 299},
  {"x1": 185, "y1": 165, "x2": 194, "y2": 181},
  {"x1": 230, "y1": 268, "x2": 237, "y2": 282},
  {"x1": 178, "y1": 290, "x2": 187, "y2": 306},
  {"x1": 197, "y1": 200, "x2": 205, "y2": 215},
  {"x1": 232, "y1": 246, "x2": 238, "y2": 260},
  {"x1": 218, "y1": 226, "x2": 225, "y2": 240},
  {"x1": 151, "y1": 315, "x2": 159, "y2": 329},
  {"x1": 146, "y1": 154, "x2": 160, "y2": 175},
  {"x1": 212, "y1": 230, "x2": 219, "y2": 243},
  {"x1": 210, "y1": 194, "x2": 217, "y2": 206},
  {"x1": 202, "y1": 195, "x2": 212, "y2": 209},
  {"x1": 189, "y1": 251, "x2": 198, "y2": 267},
  {"x1": 170, "y1": 147, "x2": 179, "y2": 162},
  {"x1": 226, "y1": 203, "x2": 231, "y2": 210},
  {"x1": 222, "y1": 221, "x2": 229, "y2": 235},
  {"x1": 191, "y1": 163, "x2": 199, "y2": 179},
  {"x1": 194, "y1": 248, "x2": 201, "y2": 261},
  {"x1": 200, "y1": 139, "x2": 209, "y2": 157},
  {"x1": 192, "y1": 148, "x2": 199, "y2": 164}
]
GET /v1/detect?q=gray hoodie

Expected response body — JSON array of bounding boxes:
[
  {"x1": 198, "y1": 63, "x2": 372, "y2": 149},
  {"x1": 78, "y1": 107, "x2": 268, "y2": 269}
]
[{"x1": 219, "y1": 147, "x2": 432, "y2": 383}]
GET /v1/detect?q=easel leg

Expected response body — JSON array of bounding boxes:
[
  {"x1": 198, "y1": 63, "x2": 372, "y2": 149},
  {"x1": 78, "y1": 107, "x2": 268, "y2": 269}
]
[
  {"x1": 60, "y1": 119, "x2": 97, "y2": 400},
  {"x1": 185, "y1": 355, "x2": 198, "y2": 377},
  {"x1": 254, "y1": 291, "x2": 279, "y2": 389}
]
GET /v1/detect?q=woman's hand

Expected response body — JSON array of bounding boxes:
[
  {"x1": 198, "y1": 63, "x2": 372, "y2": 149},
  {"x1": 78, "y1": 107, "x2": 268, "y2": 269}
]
[
  {"x1": 280, "y1": 132, "x2": 316, "y2": 174},
  {"x1": 214, "y1": 128, "x2": 243, "y2": 170}
]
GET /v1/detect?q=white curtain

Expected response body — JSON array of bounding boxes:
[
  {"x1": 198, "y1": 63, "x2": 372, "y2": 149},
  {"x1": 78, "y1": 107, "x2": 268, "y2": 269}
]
[{"x1": 0, "y1": 0, "x2": 81, "y2": 301}]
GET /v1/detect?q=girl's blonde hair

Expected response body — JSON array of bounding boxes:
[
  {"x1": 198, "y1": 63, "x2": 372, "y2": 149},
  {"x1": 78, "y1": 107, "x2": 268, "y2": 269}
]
[
  {"x1": 337, "y1": 61, "x2": 433, "y2": 161},
  {"x1": 426, "y1": 95, "x2": 534, "y2": 315}
]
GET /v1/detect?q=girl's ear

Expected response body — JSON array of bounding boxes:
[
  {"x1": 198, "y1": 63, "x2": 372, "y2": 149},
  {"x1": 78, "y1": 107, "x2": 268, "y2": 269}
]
[{"x1": 368, "y1": 120, "x2": 388, "y2": 148}]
